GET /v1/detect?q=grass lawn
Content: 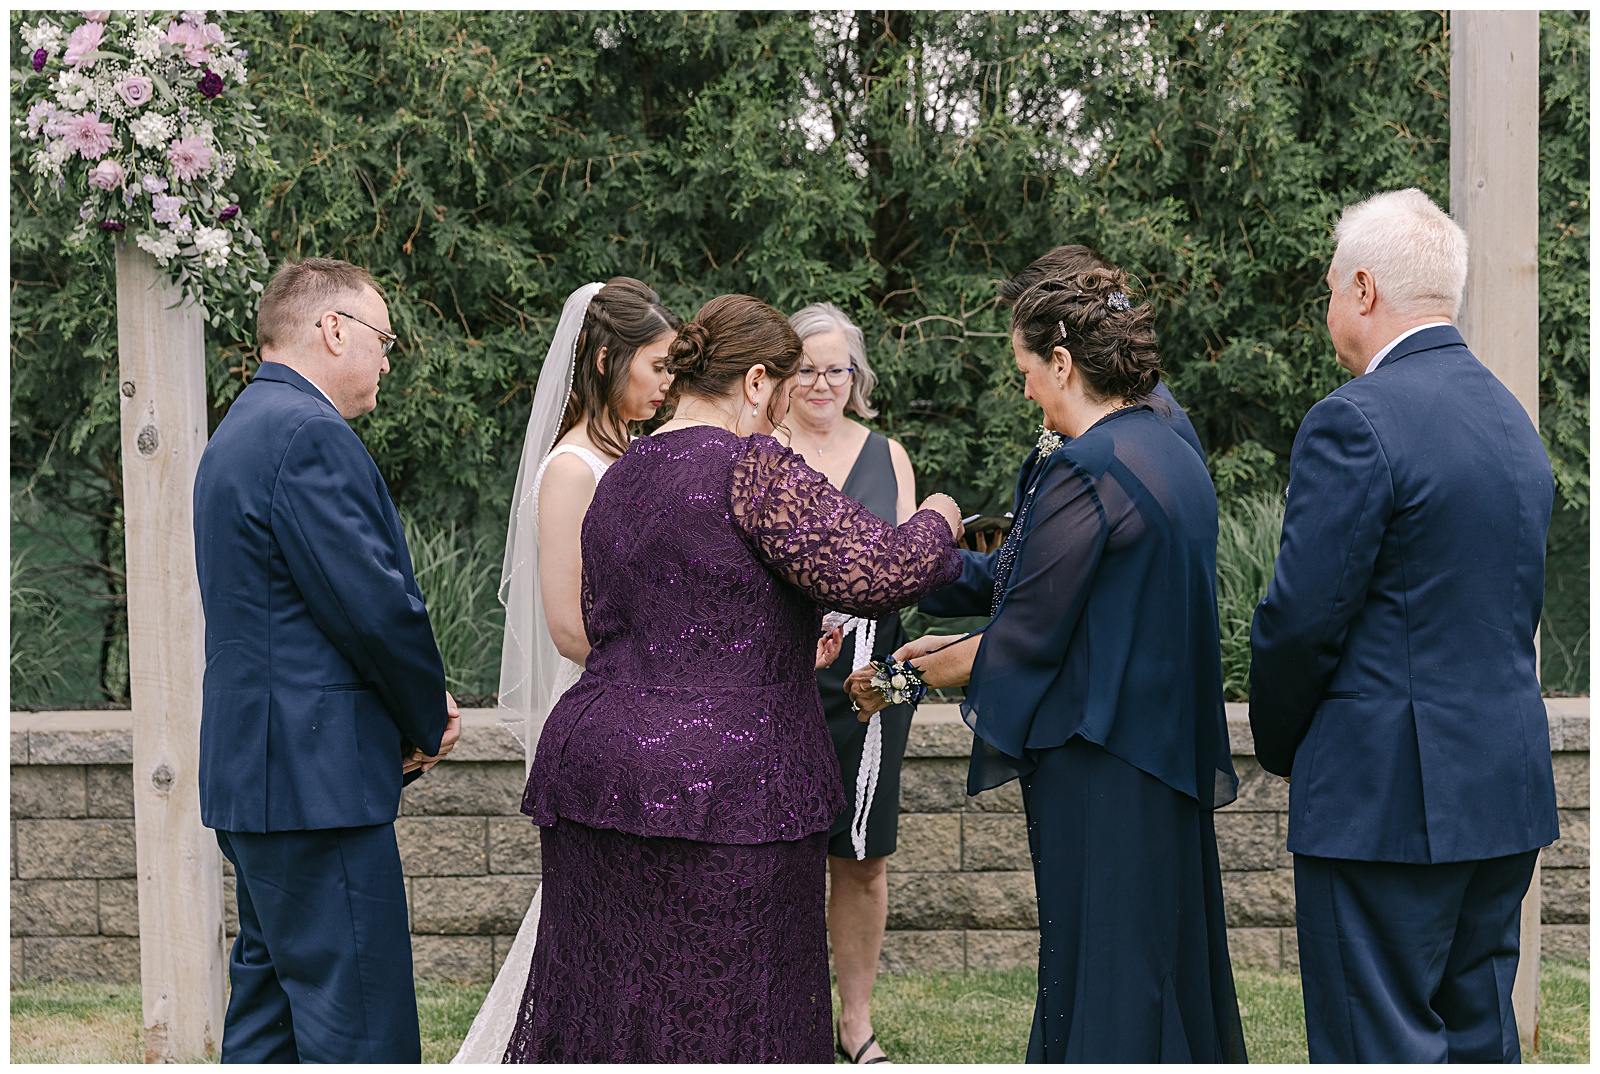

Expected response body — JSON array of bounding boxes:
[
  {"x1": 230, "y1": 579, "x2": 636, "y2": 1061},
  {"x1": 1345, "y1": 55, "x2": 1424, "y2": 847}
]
[{"x1": 10, "y1": 961, "x2": 1589, "y2": 1063}]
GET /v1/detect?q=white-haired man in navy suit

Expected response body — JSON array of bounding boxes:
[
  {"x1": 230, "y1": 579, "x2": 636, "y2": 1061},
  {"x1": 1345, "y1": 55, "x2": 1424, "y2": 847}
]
[{"x1": 1250, "y1": 189, "x2": 1557, "y2": 1063}]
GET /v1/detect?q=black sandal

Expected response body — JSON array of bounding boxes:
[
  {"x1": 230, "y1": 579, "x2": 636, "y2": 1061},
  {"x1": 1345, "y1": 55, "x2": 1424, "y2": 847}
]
[{"x1": 836, "y1": 1025, "x2": 891, "y2": 1064}]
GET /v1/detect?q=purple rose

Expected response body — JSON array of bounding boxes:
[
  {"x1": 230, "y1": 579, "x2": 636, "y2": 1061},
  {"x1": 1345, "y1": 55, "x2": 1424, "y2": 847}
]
[
  {"x1": 115, "y1": 75, "x2": 153, "y2": 108},
  {"x1": 218, "y1": 204, "x2": 240, "y2": 222},
  {"x1": 98, "y1": 220, "x2": 125, "y2": 232},
  {"x1": 32, "y1": 49, "x2": 46, "y2": 72},
  {"x1": 197, "y1": 69, "x2": 224, "y2": 99},
  {"x1": 88, "y1": 158, "x2": 126, "y2": 190}
]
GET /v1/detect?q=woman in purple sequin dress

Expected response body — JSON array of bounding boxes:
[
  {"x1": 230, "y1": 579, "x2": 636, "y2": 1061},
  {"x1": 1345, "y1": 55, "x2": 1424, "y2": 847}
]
[{"x1": 505, "y1": 295, "x2": 963, "y2": 1063}]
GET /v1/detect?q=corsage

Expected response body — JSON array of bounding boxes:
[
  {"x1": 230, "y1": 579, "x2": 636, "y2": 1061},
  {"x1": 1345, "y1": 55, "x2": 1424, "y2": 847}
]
[{"x1": 870, "y1": 656, "x2": 928, "y2": 708}]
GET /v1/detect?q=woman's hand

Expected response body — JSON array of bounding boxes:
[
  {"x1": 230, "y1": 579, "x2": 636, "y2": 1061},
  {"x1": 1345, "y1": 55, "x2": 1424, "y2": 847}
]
[
  {"x1": 815, "y1": 626, "x2": 843, "y2": 670},
  {"x1": 845, "y1": 664, "x2": 887, "y2": 720},
  {"x1": 894, "y1": 633, "x2": 963, "y2": 663},
  {"x1": 919, "y1": 492, "x2": 964, "y2": 543}
]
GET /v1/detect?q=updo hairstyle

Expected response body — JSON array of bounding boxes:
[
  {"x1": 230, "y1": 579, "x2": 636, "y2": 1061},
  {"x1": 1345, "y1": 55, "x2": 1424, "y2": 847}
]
[
  {"x1": 1010, "y1": 267, "x2": 1162, "y2": 405},
  {"x1": 665, "y1": 294, "x2": 803, "y2": 426},
  {"x1": 561, "y1": 277, "x2": 681, "y2": 457}
]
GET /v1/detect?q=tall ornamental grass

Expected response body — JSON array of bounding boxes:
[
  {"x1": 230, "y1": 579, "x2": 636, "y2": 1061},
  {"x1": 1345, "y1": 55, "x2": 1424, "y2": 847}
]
[
  {"x1": 401, "y1": 516, "x2": 505, "y2": 698},
  {"x1": 1215, "y1": 493, "x2": 1287, "y2": 700}
]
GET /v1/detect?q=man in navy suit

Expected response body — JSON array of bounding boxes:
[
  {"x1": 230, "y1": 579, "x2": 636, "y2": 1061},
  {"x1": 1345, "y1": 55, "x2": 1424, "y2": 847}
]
[
  {"x1": 923, "y1": 243, "x2": 1206, "y2": 617},
  {"x1": 1249, "y1": 189, "x2": 1557, "y2": 1062},
  {"x1": 193, "y1": 258, "x2": 462, "y2": 1063}
]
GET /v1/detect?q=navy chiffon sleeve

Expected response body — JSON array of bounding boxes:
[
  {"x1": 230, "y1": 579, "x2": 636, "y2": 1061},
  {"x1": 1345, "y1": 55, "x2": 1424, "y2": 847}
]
[
  {"x1": 957, "y1": 410, "x2": 1237, "y2": 810},
  {"x1": 961, "y1": 457, "x2": 1106, "y2": 791}
]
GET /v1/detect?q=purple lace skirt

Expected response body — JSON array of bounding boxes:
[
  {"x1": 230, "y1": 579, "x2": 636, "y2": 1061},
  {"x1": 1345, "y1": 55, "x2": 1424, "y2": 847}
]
[{"x1": 502, "y1": 820, "x2": 833, "y2": 1063}]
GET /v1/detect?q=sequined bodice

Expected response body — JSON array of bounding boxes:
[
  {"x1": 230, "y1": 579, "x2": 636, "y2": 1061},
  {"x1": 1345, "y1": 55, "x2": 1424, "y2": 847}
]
[{"x1": 521, "y1": 425, "x2": 962, "y2": 844}]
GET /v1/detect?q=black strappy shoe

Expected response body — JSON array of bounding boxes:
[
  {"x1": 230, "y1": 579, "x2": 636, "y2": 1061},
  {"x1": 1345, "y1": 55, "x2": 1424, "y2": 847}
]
[{"x1": 836, "y1": 1024, "x2": 891, "y2": 1064}]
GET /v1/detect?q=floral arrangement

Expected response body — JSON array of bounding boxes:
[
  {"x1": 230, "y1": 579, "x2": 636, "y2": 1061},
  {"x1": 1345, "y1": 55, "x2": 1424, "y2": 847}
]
[
  {"x1": 869, "y1": 656, "x2": 928, "y2": 708},
  {"x1": 13, "y1": 10, "x2": 272, "y2": 326},
  {"x1": 1036, "y1": 425, "x2": 1063, "y2": 457}
]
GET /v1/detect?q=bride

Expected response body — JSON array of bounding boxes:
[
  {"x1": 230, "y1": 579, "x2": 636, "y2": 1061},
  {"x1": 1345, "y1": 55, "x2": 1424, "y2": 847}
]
[{"x1": 452, "y1": 278, "x2": 680, "y2": 1063}]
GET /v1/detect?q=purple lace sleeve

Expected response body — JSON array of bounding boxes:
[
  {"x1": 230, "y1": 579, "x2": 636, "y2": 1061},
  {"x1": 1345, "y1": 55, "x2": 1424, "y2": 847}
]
[{"x1": 730, "y1": 435, "x2": 962, "y2": 618}]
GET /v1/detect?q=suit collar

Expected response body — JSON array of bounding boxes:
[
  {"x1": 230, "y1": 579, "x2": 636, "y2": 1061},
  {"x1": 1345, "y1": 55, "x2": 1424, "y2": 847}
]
[
  {"x1": 252, "y1": 362, "x2": 341, "y2": 413},
  {"x1": 1372, "y1": 323, "x2": 1466, "y2": 370}
]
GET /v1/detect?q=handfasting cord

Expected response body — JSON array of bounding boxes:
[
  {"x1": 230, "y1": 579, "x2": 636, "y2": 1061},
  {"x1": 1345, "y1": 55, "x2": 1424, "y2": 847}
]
[{"x1": 832, "y1": 615, "x2": 881, "y2": 861}]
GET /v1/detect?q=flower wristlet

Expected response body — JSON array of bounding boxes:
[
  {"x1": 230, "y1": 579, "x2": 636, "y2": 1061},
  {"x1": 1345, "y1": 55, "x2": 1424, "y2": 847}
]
[{"x1": 869, "y1": 656, "x2": 928, "y2": 708}]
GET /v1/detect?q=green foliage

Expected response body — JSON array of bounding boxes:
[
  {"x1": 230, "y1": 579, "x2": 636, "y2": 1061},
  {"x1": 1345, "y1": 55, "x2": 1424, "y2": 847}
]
[
  {"x1": 9, "y1": 549, "x2": 73, "y2": 707},
  {"x1": 10, "y1": 11, "x2": 1589, "y2": 702},
  {"x1": 400, "y1": 515, "x2": 504, "y2": 697},
  {"x1": 1216, "y1": 493, "x2": 1288, "y2": 699}
]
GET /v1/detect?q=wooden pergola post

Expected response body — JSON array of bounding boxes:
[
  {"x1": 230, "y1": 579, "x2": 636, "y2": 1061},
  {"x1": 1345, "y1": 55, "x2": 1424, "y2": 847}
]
[
  {"x1": 115, "y1": 245, "x2": 228, "y2": 1061},
  {"x1": 1448, "y1": 8, "x2": 1542, "y2": 1056}
]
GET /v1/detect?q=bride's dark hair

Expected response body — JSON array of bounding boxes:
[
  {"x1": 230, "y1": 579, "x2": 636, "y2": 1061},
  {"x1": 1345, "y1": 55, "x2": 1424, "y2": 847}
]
[{"x1": 560, "y1": 277, "x2": 680, "y2": 457}]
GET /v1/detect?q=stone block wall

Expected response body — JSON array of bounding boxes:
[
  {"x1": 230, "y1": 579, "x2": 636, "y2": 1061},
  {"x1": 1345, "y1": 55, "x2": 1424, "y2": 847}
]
[{"x1": 10, "y1": 702, "x2": 1589, "y2": 982}]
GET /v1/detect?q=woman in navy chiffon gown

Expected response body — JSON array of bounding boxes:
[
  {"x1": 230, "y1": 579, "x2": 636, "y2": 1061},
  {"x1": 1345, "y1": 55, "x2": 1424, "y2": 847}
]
[
  {"x1": 504, "y1": 294, "x2": 963, "y2": 1063},
  {"x1": 851, "y1": 268, "x2": 1246, "y2": 1063}
]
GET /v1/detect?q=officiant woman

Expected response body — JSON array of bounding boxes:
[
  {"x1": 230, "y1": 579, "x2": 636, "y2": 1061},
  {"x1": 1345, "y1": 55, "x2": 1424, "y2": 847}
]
[
  {"x1": 850, "y1": 270, "x2": 1246, "y2": 1063},
  {"x1": 505, "y1": 294, "x2": 963, "y2": 1063}
]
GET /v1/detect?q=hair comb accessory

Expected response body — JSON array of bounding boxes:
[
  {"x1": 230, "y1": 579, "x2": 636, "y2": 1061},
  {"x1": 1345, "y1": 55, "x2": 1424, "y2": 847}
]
[
  {"x1": 1057, "y1": 320, "x2": 1067, "y2": 341},
  {"x1": 1107, "y1": 291, "x2": 1131, "y2": 311}
]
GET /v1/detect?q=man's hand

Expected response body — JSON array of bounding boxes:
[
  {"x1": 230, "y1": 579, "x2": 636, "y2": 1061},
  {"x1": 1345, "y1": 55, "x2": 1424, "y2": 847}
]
[
  {"x1": 407, "y1": 691, "x2": 463, "y2": 775},
  {"x1": 815, "y1": 626, "x2": 844, "y2": 670}
]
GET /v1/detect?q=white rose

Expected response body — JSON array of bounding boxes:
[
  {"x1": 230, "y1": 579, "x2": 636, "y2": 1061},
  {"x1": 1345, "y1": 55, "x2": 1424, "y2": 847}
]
[{"x1": 891, "y1": 673, "x2": 907, "y2": 689}]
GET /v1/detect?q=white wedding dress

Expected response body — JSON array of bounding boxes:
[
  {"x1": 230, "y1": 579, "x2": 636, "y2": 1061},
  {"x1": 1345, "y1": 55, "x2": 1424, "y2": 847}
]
[
  {"x1": 452, "y1": 443, "x2": 608, "y2": 1064},
  {"x1": 452, "y1": 281, "x2": 610, "y2": 1064}
]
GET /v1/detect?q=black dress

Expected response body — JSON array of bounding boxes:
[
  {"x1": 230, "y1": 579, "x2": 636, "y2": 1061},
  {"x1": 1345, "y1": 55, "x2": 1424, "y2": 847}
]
[
  {"x1": 817, "y1": 432, "x2": 912, "y2": 859},
  {"x1": 962, "y1": 408, "x2": 1246, "y2": 1063}
]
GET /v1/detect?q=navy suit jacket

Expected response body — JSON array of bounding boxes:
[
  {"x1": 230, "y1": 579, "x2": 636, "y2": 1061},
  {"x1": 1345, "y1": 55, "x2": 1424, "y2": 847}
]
[
  {"x1": 922, "y1": 380, "x2": 1204, "y2": 618},
  {"x1": 1249, "y1": 326, "x2": 1557, "y2": 864},
  {"x1": 193, "y1": 362, "x2": 448, "y2": 833}
]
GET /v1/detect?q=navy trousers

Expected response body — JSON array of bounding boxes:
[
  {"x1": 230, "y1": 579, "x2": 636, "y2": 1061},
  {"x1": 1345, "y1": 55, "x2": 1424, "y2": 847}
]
[
  {"x1": 1293, "y1": 850, "x2": 1539, "y2": 1063},
  {"x1": 216, "y1": 824, "x2": 421, "y2": 1064}
]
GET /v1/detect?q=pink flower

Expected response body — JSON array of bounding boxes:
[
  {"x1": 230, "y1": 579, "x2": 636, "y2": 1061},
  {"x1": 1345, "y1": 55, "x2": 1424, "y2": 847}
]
[
  {"x1": 62, "y1": 21, "x2": 104, "y2": 68},
  {"x1": 60, "y1": 111, "x2": 115, "y2": 159},
  {"x1": 88, "y1": 158, "x2": 125, "y2": 190},
  {"x1": 164, "y1": 18, "x2": 224, "y2": 66},
  {"x1": 165, "y1": 136, "x2": 213, "y2": 181},
  {"x1": 151, "y1": 193, "x2": 186, "y2": 225},
  {"x1": 80, "y1": 10, "x2": 111, "y2": 21},
  {"x1": 115, "y1": 75, "x2": 153, "y2": 108}
]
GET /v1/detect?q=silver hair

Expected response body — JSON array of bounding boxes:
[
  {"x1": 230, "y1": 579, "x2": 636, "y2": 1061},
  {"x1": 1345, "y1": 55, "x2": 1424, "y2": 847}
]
[
  {"x1": 1330, "y1": 188, "x2": 1469, "y2": 318},
  {"x1": 787, "y1": 302, "x2": 879, "y2": 419}
]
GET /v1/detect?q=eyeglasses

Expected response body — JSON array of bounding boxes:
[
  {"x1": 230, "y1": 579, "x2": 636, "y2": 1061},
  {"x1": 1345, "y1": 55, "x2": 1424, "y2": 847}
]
[
  {"x1": 795, "y1": 366, "x2": 855, "y2": 387},
  {"x1": 314, "y1": 310, "x2": 398, "y2": 357}
]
